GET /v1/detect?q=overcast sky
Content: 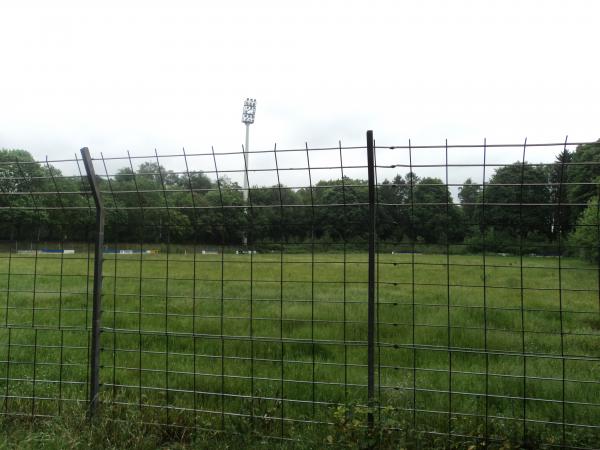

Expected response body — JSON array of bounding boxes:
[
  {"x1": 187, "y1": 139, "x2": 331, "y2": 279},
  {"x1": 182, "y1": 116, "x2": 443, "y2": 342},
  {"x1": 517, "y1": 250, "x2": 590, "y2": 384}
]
[{"x1": 1, "y1": 1, "x2": 598, "y2": 188}]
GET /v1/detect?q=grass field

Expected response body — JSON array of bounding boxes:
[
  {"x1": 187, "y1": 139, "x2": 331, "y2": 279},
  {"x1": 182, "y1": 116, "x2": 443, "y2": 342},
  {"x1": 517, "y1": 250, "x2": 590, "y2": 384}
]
[{"x1": 0, "y1": 251, "x2": 599, "y2": 448}]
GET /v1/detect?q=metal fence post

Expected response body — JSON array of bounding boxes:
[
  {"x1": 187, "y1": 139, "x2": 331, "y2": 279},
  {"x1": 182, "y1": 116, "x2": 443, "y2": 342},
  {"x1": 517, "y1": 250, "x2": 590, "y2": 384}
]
[
  {"x1": 81, "y1": 147, "x2": 105, "y2": 418},
  {"x1": 366, "y1": 130, "x2": 376, "y2": 430}
]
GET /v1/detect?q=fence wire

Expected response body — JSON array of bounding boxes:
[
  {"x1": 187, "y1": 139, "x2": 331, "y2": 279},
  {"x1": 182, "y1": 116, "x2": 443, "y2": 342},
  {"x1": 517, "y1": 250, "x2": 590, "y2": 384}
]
[{"x1": 0, "y1": 134, "x2": 599, "y2": 448}]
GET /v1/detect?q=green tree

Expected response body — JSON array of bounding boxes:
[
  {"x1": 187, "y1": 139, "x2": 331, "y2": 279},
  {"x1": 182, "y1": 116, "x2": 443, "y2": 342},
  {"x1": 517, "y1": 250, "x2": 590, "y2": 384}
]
[
  {"x1": 0, "y1": 149, "x2": 50, "y2": 241},
  {"x1": 458, "y1": 178, "x2": 481, "y2": 228},
  {"x1": 483, "y1": 162, "x2": 552, "y2": 240},
  {"x1": 0, "y1": 149, "x2": 94, "y2": 242},
  {"x1": 549, "y1": 149, "x2": 573, "y2": 238},
  {"x1": 569, "y1": 196, "x2": 600, "y2": 262},
  {"x1": 411, "y1": 177, "x2": 464, "y2": 244},
  {"x1": 248, "y1": 184, "x2": 303, "y2": 244},
  {"x1": 565, "y1": 140, "x2": 600, "y2": 230},
  {"x1": 313, "y1": 178, "x2": 369, "y2": 242},
  {"x1": 377, "y1": 175, "x2": 410, "y2": 242},
  {"x1": 204, "y1": 179, "x2": 247, "y2": 244}
]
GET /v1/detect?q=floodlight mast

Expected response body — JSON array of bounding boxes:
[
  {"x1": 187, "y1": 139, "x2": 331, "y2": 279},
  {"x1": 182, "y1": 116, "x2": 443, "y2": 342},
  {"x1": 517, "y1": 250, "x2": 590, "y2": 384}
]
[{"x1": 241, "y1": 98, "x2": 256, "y2": 247}]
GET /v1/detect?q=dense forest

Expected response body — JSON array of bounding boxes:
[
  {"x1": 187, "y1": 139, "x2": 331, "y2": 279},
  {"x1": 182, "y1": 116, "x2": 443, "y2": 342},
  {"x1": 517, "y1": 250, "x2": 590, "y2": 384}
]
[{"x1": 0, "y1": 141, "x2": 599, "y2": 260}]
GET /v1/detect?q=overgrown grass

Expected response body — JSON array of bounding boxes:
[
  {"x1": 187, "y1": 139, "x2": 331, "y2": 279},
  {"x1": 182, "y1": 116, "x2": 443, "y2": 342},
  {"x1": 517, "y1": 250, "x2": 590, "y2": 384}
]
[{"x1": 0, "y1": 251, "x2": 599, "y2": 448}]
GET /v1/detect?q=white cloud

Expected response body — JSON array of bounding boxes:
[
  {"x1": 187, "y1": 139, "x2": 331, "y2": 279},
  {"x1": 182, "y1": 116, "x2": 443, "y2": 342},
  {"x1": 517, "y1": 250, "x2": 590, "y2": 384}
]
[{"x1": 0, "y1": 0, "x2": 598, "y2": 186}]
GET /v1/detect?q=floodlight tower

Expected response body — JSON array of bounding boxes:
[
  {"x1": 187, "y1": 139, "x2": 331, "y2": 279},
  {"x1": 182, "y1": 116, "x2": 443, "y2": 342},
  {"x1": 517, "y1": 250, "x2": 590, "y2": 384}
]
[
  {"x1": 241, "y1": 98, "x2": 256, "y2": 247},
  {"x1": 241, "y1": 98, "x2": 256, "y2": 202}
]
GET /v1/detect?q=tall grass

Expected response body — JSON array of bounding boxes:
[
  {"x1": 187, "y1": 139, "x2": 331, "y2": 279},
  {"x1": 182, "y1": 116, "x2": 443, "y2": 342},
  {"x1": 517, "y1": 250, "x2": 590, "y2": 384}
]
[{"x1": 0, "y1": 251, "x2": 599, "y2": 448}]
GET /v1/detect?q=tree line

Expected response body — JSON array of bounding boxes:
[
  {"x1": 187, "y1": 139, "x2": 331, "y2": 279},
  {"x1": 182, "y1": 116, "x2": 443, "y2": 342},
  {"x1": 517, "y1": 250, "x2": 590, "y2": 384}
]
[{"x1": 0, "y1": 141, "x2": 598, "y2": 260}]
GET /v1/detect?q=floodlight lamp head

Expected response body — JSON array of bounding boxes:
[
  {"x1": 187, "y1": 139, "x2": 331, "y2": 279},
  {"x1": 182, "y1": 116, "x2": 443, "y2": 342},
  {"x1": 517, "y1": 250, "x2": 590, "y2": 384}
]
[{"x1": 242, "y1": 98, "x2": 257, "y2": 124}]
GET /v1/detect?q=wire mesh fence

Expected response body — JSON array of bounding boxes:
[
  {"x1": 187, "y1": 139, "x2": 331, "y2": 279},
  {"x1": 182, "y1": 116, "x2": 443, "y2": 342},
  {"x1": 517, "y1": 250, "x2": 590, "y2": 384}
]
[{"x1": 0, "y1": 133, "x2": 599, "y2": 447}]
